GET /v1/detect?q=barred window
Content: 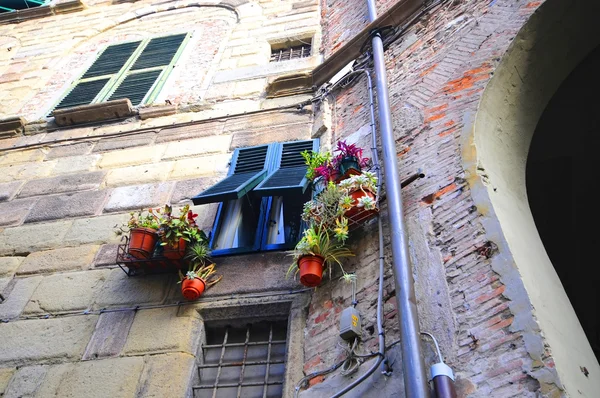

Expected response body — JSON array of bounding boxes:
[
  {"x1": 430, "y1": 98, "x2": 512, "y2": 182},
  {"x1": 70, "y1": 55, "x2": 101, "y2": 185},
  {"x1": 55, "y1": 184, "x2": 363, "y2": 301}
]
[
  {"x1": 270, "y1": 44, "x2": 312, "y2": 63},
  {"x1": 194, "y1": 319, "x2": 288, "y2": 398}
]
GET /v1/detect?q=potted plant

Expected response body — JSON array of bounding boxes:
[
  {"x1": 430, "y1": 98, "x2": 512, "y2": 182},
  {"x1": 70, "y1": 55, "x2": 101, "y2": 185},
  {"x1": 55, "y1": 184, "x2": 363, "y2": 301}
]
[
  {"x1": 338, "y1": 171, "x2": 378, "y2": 218},
  {"x1": 157, "y1": 204, "x2": 204, "y2": 260},
  {"x1": 288, "y1": 225, "x2": 354, "y2": 287},
  {"x1": 178, "y1": 241, "x2": 222, "y2": 300},
  {"x1": 301, "y1": 149, "x2": 337, "y2": 193},
  {"x1": 332, "y1": 140, "x2": 370, "y2": 181},
  {"x1": 114, "y1": 209, "x2": 161, "y2": 259}
]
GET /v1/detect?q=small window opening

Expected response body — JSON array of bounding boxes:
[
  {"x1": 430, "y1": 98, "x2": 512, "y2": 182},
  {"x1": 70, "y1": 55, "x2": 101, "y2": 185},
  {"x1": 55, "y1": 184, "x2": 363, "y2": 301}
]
[
  {"x1": 195, "y1": 319, "x2": 288, "y2": 398},
  {"x1": 270, "y1": 43, "x2": 312, "y2": 63}
]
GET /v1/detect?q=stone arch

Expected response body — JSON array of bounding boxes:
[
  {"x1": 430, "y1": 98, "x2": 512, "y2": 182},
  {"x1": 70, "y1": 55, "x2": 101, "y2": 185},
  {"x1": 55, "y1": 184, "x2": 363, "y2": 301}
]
[{"x1": 468, "y1": 0, "x2": 600, "y2": 395}]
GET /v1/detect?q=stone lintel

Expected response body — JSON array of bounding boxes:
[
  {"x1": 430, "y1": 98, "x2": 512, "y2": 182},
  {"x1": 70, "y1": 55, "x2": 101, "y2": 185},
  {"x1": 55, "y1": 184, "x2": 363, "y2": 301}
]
[{"x1": 52, "y1": 99, "x2": 135, "y2": 127}]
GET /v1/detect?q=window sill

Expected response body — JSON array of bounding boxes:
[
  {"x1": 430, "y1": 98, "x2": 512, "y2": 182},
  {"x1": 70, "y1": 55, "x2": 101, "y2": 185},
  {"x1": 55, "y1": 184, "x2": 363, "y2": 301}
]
[
  {"x1": 51, "y1": 99, "x2": 135, "y2": 127},
  {"x1": 0, "y1": 116, "x2": 26, "y2": 139},
  {"x1": 0, "y1": 0, "x2": 84, "y2": 25}
]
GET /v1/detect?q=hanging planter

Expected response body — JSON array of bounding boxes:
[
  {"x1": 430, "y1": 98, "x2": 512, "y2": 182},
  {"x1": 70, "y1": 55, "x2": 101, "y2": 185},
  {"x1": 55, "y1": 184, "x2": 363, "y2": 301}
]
[
  {"x1": 298, "y1": 255, "x2": 325, "y2": 287},
  {"x1": 128, "y1": 228, "x2": 159, "y2": 259},
  {"x1": 181, "y1": 277, "x2": 206, "y2": 300},
  {"x1": 162, "y1": 238, "x2": 187, "y2": 260},
  {"x1": 344, "y1": 189, "x2": 377, "y2": 218},
  {"x1": 338, "y1": 156, "x2": 361, "y2": 177},
  {"x1": 178, "y1": 258, "x2": 222, "y2": 300}
]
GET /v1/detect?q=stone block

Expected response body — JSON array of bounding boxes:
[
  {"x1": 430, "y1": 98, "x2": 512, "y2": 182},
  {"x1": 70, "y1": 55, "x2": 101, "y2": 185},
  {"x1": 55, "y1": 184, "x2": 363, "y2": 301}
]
[
  {"x1": 171, "y1": 177, "x2": 221, "y2": 204},
  {"x1": 0, "y1": 116, "x2": 25, "y2": 138},
  {"x1": 230, "y1": 122, "x2": 311, "y2": 149},
  {"x1": 83, "y1": 311, "x2": 135, "y2": 360},
  {"x1": 52, "y1": 99, "x2": 134, "y2": 127},
  {"x1": 53, "y1": 0, "x2": 85, "y2": 14},
  {"x1": 24, "y1": 269, "x2": 111, "y2": 314},
  {"x1": 17, "y1": 161, "x2": 57, "y2": 181},
  {"x1": 170, "y1": 154, "x2": 230, "y2": 179},
  {"x1": 51, "y1": 357, "x2": 143, "y2": 398},
  {"x1": 155, "y1": 121, "x2": 224, "y2": 143},
  {"x1": 0, "y1": 220, "x2": 73, "y2": 256},
  {"x1": 0, "y1": 257, "x2": 24, "y2": 278},
  {"x1": 94, "y1": 269, "x2": 171, "y2": 308},
  {"x1": 0, "y1": 276, "x2": 43, "y2": 320},
  {"x1": 33, "y1": 363, "x2": 72, "y2": 398},
  {"x1": 137, "y1": 353, "x2": 196, "y2": 397},
  {"x1": 2, "y1": 365, "x2": 48, "y2": 398},
  {"x1": 62, "y1": 213, "x2": 129, "y2": 246},
  {"x1": 123, "y1": 307, "x2": 200, "y2": 355},
  {"x1": 0, "y1": 316, "x2": 98, "y2": 365},
  {"x1": 0, "y1": 181, "x2": 23, "y2": 202},
  {"x1": 0, "y1": 198, "x2": 36, "y2": 227},
  {"x1": 92, "y1": 132, "x2": 156, "y2": 152},
  {"x1": 50, "y1": 154, "x2": 100, "y2": 175},
  {"x1": 0, "y1": 367, "x2": 15, "y2": 395},
  {"x1": 93, "y1": 244, "x2": 119, "y2": 267},
  {"x1": 17, "y1": 171, "x2": 106, "y2": 198},
  {"x1": 223, "y1": 109, "x2": 311, "y2": 133},
  {"x1": 138, "y1": 105, "x2": 177, "y2": 120},
  {"x1": 0, "y1": 277, "x2": 10, "y2": 296},
  {"x1": 17, "y1": 245, "x2": 99, "y2": 275},
  {"x1": 24, "y1": 190, "x2": 107, "y2": 223},
  {"x1": 0, "y1": 149, "x2": 45, "y2": 166},
  {"x1": 45, "y1": 142, "x2": 93, "y2": 160},
  {"x1": 103, "y1": 182, "x2": 173, "y2": 213},
  {"x1": 104, "y1": 162, "x2": 174, "y2": 187},
  {"x1": 98, "y1": 144, "x2": 167, "y2": 169},
  {"x1": 161, "y1": 135, "x2": 232, "y2": 161}
]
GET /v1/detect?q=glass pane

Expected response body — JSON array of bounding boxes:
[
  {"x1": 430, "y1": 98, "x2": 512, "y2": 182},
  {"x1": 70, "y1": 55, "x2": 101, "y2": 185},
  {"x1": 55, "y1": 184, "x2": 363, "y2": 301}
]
[
  {"x1": 265, "y1": 194, "x2": 309, "y2": 246},
  {"x1": 214, "y1": 197, "x2": 262, "y2": 250}
]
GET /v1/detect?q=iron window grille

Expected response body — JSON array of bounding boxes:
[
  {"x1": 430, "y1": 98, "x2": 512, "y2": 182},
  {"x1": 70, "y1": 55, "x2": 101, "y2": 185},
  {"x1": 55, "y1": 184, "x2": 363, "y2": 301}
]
[
  {"x1": 270, "y1": 44, "x2": 312, "y2": 63},
  {"x1": 192, "y1": 140, "x2": 318, "y2": 256},
  {"x1": 50, "y1": 33, "x2": 190, "y2": 113},
  {"x1": 194, "y1": 319, "x2": 288, "y2": 398}
]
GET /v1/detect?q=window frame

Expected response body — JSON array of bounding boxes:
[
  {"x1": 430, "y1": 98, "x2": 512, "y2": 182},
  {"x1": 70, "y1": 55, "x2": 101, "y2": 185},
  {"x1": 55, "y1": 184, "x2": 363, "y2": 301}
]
[
  {"x1": 203, "y1": 139, "x2": 317, "y2": 257},
  {"x1": 49, "y1": 33, "x2": 191, "y2": 113}
]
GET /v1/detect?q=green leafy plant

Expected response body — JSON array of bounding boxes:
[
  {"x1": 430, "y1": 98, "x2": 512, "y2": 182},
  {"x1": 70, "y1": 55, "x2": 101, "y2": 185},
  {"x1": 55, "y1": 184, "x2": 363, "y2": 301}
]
[
  {"x1": 178, "y1": 263, "x2": 222, "y2": 285},
  {"x1": 114, "y1": 208, "x2": 161, "y2": 236},
  {"x1": 301, "y1": 149, "x2": 333, "y2": 182},
  {"x1": 157, "y1": 204, "x2": 206, "y2": 247},
  {"x1": 338, "y1": 170, "x2": 378, "y2": 194}
]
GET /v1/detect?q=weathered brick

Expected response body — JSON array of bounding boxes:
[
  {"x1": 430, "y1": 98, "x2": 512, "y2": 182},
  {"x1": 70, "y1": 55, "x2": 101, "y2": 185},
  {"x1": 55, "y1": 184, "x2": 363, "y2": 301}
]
[
  {"x1": 0, "y1": 220, "x2": 73, "y2": 256},
  {"x1": 62, "y1": 213, "x2": 129, "y2": 247},
  {"x1": 24, "y1": 190, "x2": 107, "y2": 223},
  {"x1": 0, "y1": 257, "x2": 25, "y2": 278},
  {"x1": 92, "y1": 132, "x2": 157, "y2": 152},
  {"x1": 137, "y1": 353, "x2": 196, "y2": 397},
  {"x1": 98, "y1": 145, "x2": 167, "y2": 169},
  {"x1": 0, "y1": 181, "x2": 23, "y2": 202},
  {"x1": 17, "y1": 245, "x2": 99, "y2": 275},
  {"x1": 45, "y1": 142, "x2": 93, "y2": 160},
  {"x1": 92, "y1": 244, "x2": 119, "y2": 267},
  {"x1": 17, "y1": 171, "x2": 106, "y2": 198},
  {"x1": 82, "y1": 311, "x2": 135, "y2": 360},
  {"x1": 0, "y1": 198, "x2": 36, "y2": 227},
  {"x1": 103, "y1": 182, "x2": 173, "y2": 213},
  {"x1": 123, "y1": 307, "x2": 200, "y2": 355},
  {"x1": 171, "y1": 177, "x2": 221, "y2": 203},
  {"x1": 0, "y1": 276, "x2": 43, "y2": 320},
  {"x1": 24, "y1": 269, "x2": 111, "y2": 314},
  {"x1": 161, "y1": 135, "x2": 232, "y2": 160},
  {"x1": 104, "y1": 162, "x2": 174, "y2": 187},
  {"x1": 94, "y1": 269, "x2": 170, "y2": 308}
]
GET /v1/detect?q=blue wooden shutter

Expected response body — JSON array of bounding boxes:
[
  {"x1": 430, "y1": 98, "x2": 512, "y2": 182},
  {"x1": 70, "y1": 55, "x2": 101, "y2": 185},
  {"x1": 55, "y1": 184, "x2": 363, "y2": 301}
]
[
  {"x1": 253, "y1": 139, "x2": 317, "y2": 196},
  {"x1": 192, "y1": 145, "x2": 271, "y2": 205}
]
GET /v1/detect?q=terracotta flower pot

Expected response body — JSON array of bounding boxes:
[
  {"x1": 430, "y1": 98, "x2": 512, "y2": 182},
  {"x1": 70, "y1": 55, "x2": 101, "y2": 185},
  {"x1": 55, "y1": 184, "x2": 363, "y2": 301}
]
[
  {"x1": 345, "y1": 189, "x2": 376, "y2": 218},
  {"x1": 162, "y1": 238, "x2": 187, "y2": 260},
  {"x1": 181, "y1": 278, "x2": 206, "y2": 300},
  {"x1": 298, "y1": 255, "x2": 325, "y2": 287},
  {"x1": 128, "y1": 228, "x2": 158, "y2": 259}
]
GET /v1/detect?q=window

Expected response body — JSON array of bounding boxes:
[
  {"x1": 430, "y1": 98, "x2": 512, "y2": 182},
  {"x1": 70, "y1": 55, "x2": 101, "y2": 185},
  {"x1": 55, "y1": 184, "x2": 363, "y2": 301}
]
[
  {"x1": 194, "y1": 319, "x2": 288, "y2": 398},
  {"x1": 192, "y1": 140, "x2": 318, "y2": 256},
  {"x1": 270, "y1": 43, "x2": 312, "y2": 63},
  {"x1": 0, "y1": 0, "x2": 48, "y2": 13},
  {"x1": 52, "y1": 34, "x2": 189, "y2": 111}
]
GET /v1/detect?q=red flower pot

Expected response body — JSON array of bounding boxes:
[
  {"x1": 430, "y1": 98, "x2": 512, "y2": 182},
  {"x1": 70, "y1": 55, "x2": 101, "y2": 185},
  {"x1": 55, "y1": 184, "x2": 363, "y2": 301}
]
[
  {"x1": 128, "y1": 228, "x2": 158, "y2": 259},
  {"x1": 163, "y1": 238, "x2": 186, "y2": 260},
  {"x1": 298, "y1": 255, "x2": 325, "y2": 287},
  {"x1": 345, "y1": 189, "x2": 376, "y2": 218},
  {"x1": 181, "y1": 278, "x2": 206, "y2": 300}
]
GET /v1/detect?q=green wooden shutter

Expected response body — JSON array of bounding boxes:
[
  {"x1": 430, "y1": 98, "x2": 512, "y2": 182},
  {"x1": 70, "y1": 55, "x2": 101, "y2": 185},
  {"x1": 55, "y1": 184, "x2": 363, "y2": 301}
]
[
  {"x1": 108, "y1": 34, "x2": 187, "y2": 106},
  {"x1": 253, "y1": 140, "x2": 317, "y2": 197},
  {"x1": 192, "y1": 145, "x2": 271, "y2": 205},
  {"x1": 53, "y1": 41, "x2": 141, "y2": 111}
]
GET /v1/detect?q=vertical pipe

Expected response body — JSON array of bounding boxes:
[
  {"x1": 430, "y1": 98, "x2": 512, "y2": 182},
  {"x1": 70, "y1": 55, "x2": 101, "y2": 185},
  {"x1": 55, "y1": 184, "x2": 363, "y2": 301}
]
[{"x1": 366, "y1": 2, "x2": 429, "y2": 397}]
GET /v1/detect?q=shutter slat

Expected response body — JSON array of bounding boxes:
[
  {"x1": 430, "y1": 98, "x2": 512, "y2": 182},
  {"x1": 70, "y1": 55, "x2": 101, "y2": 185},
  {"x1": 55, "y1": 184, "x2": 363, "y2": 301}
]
[
  {"x1": 192, "y1": 145, "x2": 270, "y2": 205},
  {"x1": 53, "y1": 78, "x2": 110, "y2": 110},
  {"x1": 130, "y1": 34, "x2": 186, "y2": 71},
  {"x1": 253, "y1": 140, "x2": 315, "y2": 196},
  {"x1": 108, "y1": 70, "x2": 162, "y2": 105},
  {"x1": 82, "y1": 41, "x2": 140, "y2": 78}
]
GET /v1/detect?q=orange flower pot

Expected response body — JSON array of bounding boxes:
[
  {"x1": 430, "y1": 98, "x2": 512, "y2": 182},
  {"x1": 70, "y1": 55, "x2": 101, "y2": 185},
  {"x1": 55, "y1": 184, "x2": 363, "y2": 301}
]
[
  {"x1": 128, "y1": 228, "x2": 158, "y2": 259},
  {"x1": 345, "y1": 189, "x2": 376, "y2": 218},
  {"x1": 181, "y1": 278, "x2": 206, "y2": 300},
  {"x1": 298, "y1": 255, "x2": 325, "y2": 287},
  {"x1": 163, "y1": 238, "x2": 186, "y2": 260}
]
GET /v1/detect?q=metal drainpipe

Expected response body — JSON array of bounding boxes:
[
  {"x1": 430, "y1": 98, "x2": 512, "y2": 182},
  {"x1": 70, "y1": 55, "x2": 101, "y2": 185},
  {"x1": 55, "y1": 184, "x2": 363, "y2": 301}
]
[{"x1": 366, "y1": 1, "x2": 429, "y2": 396}]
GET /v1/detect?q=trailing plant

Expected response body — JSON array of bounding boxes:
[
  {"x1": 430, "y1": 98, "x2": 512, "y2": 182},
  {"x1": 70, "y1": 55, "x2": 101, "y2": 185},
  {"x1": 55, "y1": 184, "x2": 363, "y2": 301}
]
[
  {"x1": 338, "y1": 171, "x2": 378, "y2": 194},
  {"x1": 301, "y1": 182, "x2": 349, "y2": 241},
  {"x1": 178, "y1": 263, "x2": 222, "y2": 286}
]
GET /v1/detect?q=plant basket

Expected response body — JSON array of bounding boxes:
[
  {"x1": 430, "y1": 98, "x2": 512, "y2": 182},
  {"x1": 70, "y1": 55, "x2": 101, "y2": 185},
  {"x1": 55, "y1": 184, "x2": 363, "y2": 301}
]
[
  {"x1": 181, "y1": 277, "x2": 206, "y2": 300},
  {"x1": 128, "y1": 228, "x2": 159, "y2": 259},
  {"x1": 344, "y1": 189, "x2": 376, "y2": 218},
  {"x1": 338, "y1": 156, "x2": 361, "y2": 177},
  {"x1": 298, "y1": 255, "x2": 325, "y2": 287},
  {"x1": 162, "y1": 238, "x2": 187, "y2": 260}
]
